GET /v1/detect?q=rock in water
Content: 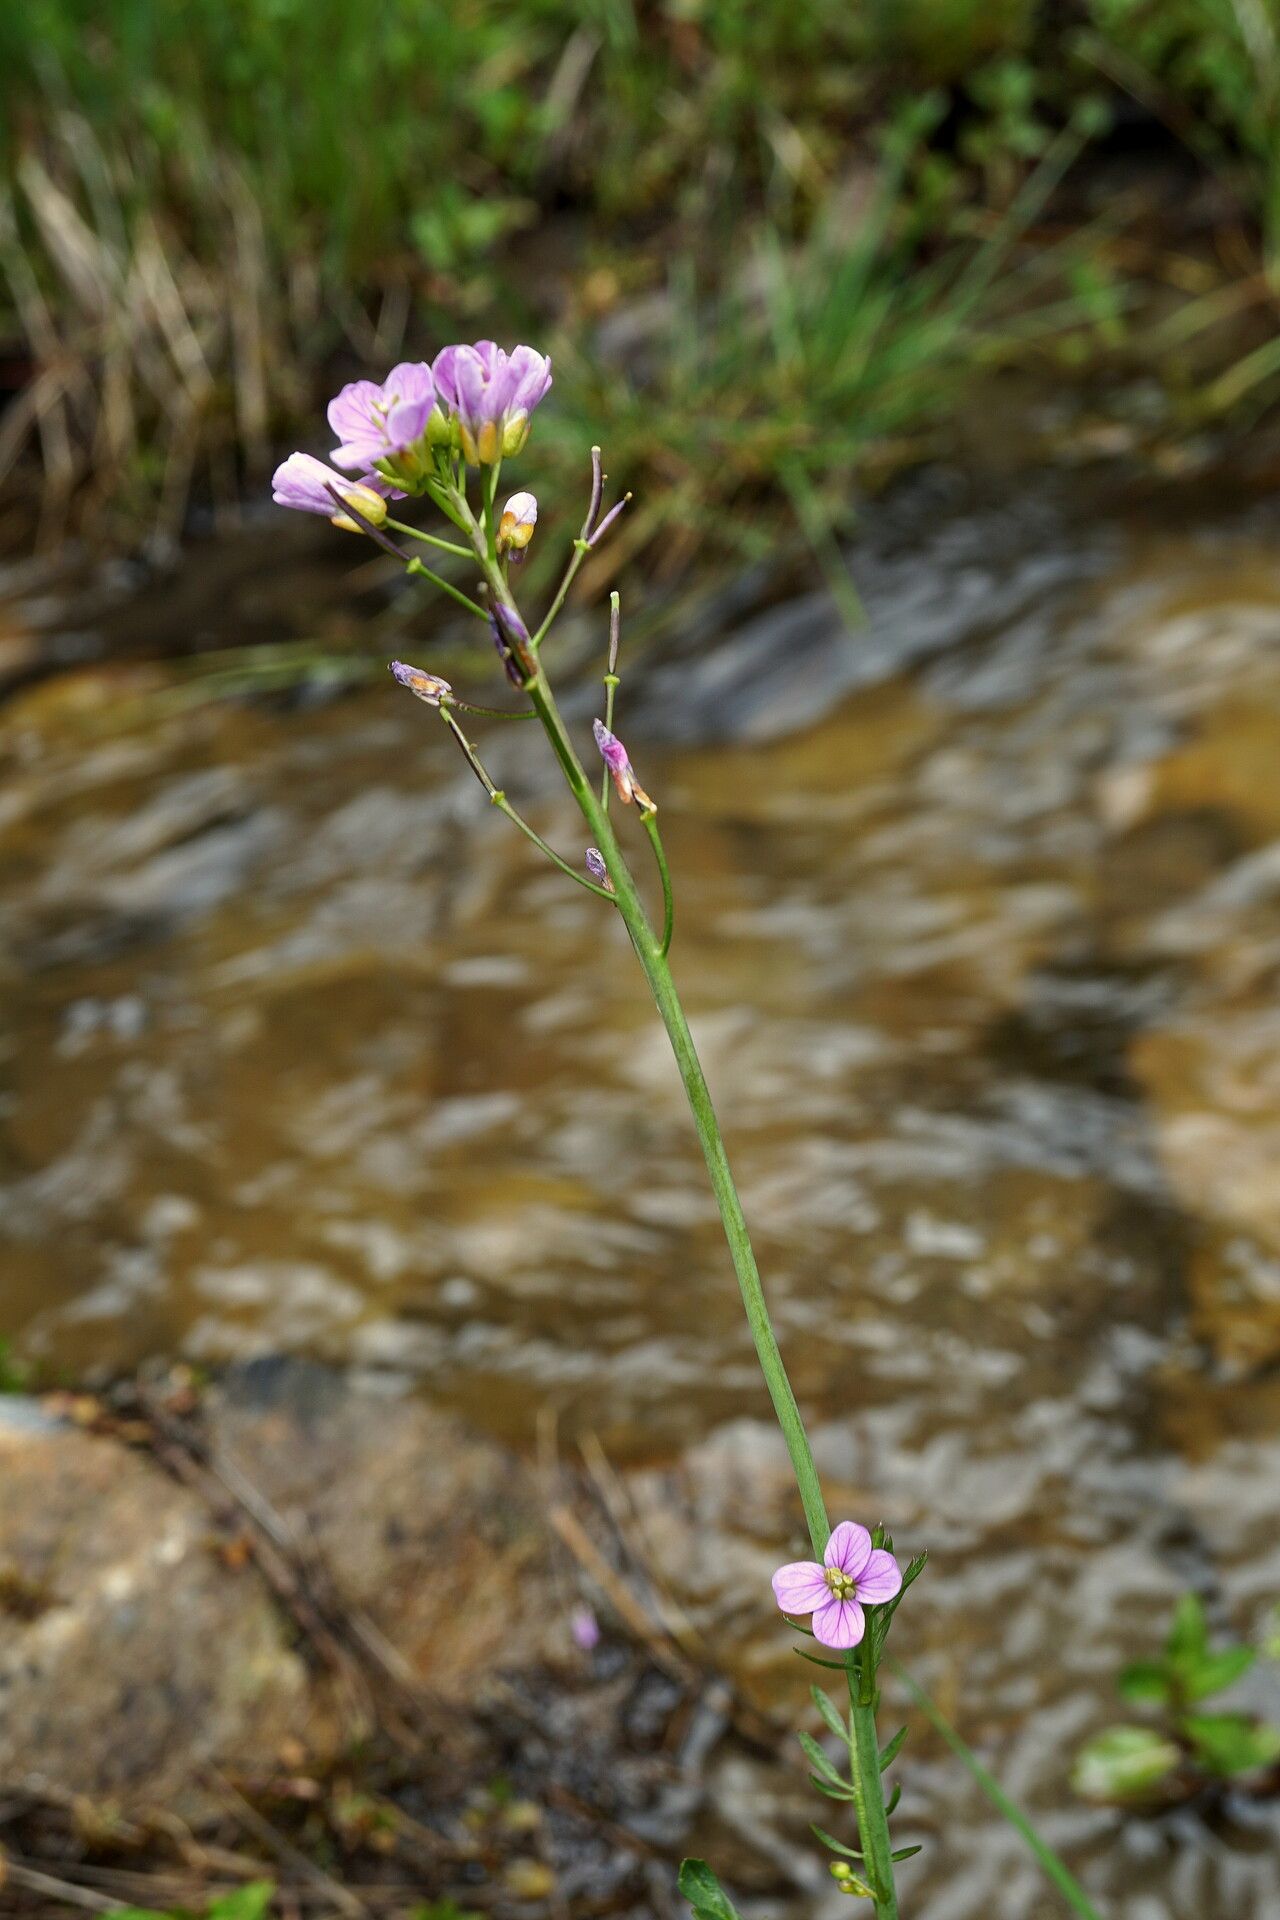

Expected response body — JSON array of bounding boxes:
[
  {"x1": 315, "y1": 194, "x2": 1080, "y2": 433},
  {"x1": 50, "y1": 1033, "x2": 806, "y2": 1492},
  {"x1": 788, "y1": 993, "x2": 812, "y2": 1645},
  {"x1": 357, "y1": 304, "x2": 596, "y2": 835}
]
[{"x1": 0, "y1": 1397, "x2": 312, "y2": 1806}]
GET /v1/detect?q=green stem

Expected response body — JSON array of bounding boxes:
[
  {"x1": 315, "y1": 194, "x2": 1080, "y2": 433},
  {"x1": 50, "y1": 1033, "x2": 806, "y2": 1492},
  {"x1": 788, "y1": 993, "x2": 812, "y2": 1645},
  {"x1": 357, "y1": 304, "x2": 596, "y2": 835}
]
[
  {"x1": 600, "y1": 590, "x2": 621, "y2": 813},
  {"x1": 386, "y1": 518, "x2": 473, "y2": 559},
  {"x1": 890, "y1": 1660, "x2": 1104, "y2": 1920},
  {"x1": 848, "y1": 1680, "x2": 897, "y2": 1909},
  {"x1": 406, "y1": 557, "x2": 488, "y2": 620},
  {"x1": 439, "y1": 707, "x2": 612, "y2": 900},
  {"x1": 459, "y1": 512, "x2": 900, "y2": 1920},
  {"x1": 642, "y1": 810, "x2": 675, "y2": 957},
  {"x1": 532, "y1": 536, "x2": 590, "y2": 648}
]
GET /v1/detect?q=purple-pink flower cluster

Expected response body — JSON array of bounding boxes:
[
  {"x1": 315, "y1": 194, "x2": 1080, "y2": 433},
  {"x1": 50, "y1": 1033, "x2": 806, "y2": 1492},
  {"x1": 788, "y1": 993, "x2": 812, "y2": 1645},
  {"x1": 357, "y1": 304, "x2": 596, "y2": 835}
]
[
  {"x1": 273, "y1": 340, "x2": 553, "y2": 520},
  {"x1": 433, "y1": 343, "x2": 553, "y2": 466}
]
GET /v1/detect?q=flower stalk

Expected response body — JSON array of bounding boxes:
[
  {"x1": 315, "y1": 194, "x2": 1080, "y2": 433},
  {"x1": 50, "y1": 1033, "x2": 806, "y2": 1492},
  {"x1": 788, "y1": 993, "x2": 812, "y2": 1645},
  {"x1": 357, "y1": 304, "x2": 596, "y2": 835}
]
[{"x1": 285, "y1": 352, "x2": 906, "y2": 1915}]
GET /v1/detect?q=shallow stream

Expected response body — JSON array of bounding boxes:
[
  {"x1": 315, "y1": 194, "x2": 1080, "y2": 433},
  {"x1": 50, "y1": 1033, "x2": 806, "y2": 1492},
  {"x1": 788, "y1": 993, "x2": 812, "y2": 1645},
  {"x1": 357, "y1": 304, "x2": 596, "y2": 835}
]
[{"x1": 3, "y1": 467, "x2": 1280, "y2": 1915}]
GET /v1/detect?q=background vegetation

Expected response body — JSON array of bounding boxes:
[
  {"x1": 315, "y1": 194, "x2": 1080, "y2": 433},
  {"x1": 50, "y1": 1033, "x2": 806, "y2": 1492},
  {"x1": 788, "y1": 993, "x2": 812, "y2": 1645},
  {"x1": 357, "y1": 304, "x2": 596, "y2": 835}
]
[{"x1": 3, "y1": 2, "x2": 1280, "y2": 566}]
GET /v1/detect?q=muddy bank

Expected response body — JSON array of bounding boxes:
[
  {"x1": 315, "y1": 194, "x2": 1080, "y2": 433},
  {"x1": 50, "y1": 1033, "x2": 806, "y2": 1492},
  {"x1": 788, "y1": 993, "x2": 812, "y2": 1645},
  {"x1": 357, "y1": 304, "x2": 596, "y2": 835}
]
[{"x1": 0, "y1": 1358, "x2": 826, "y2": 1918}]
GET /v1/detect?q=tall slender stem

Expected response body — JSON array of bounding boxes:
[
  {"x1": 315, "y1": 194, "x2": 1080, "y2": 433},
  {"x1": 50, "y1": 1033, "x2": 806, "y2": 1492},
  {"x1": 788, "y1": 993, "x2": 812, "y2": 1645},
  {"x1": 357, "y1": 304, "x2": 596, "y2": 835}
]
[{"x1": 455, "y1": 509, "x2": 901, "y2": 1920}]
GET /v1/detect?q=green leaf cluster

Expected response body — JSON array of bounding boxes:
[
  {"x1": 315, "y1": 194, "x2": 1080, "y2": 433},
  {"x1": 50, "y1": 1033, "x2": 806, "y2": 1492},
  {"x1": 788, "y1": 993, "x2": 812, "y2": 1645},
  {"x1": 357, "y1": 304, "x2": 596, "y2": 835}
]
[{"x1": 1073, "y1": 1592, "x2": 1280, "y2": 1807}]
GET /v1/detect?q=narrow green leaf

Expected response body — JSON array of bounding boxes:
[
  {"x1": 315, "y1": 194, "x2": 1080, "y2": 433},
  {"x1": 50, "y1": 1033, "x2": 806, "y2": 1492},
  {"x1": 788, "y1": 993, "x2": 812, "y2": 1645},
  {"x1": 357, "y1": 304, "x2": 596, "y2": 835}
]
[
  {"x1": 812, "y1": 1685, "x2": 850, "y2": 1740},
  {"x1": 798, "y1": 1730, "x2": 850, "y2": 1787},
  {"x1": 810, "y1": 1772, "x2": 859, "y2": 1801},
  {"x1": 879, "y1": 1726, "x2": 908, "y2": 1772},
  {"x1": 677, "y1": 1859, "x2": 743, "y2": 1920},
  {"x1": 890, "y1": 1845, "x2": 923, "y2": 1863},
  {"x1": 871, "y1": 1551, "x2": 928, "y2": 1655},
  {"x1": 796, "y1": 1647, "x2": 857, "y2": 1671},
  {"x1": 885, "y1": 1782, "x2": 902, "y2": 1816},
  {"x1": 810, "y1": 1823, "x2": 864, "y2": 1861}
]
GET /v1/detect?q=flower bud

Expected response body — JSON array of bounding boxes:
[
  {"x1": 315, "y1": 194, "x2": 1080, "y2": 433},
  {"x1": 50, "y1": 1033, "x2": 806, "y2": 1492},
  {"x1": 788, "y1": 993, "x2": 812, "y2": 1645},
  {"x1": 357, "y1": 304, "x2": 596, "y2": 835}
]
[
  {"x1": 593, "y1": 719, "x2": 654, "y2": 811},
  {"x1": 585, "y1": 847, "x2": 613, "y2": 892},
  {"x1": 330, "y1": 482, "x2": 389, "y2": 533},
  {"x1": 488, "y1": 602, "x2": 537, "y2": 686},
  {"x1": 389, "y1": 661, "x2": 452, "y2": 705},
  {"x1": 497, "y1": 491, "x2": 538, "y2": 560}
]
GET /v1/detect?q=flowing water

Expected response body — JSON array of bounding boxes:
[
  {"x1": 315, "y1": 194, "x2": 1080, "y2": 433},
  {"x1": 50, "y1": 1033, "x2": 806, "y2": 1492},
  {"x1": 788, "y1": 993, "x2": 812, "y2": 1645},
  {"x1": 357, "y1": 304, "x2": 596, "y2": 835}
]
[{"x1": 3, "y1": 469, "x2": 1280, "y2": 1915}]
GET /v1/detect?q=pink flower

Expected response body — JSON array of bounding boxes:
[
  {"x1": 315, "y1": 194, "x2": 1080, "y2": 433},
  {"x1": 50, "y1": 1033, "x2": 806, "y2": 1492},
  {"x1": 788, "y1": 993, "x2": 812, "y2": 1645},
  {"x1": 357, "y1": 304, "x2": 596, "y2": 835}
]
[
  {"x1": 432, "y1": 341, "x2": 552, "y2": 464},
  {"x1": 570, "y1": 1605, "x2": 600, "y2": 1651},
  {"x1": 771, "y1": 1522, "x2": 902, "y2": 1651},
  {"x1": 327, "y1": 362, "x2": 441, "y2": 472}
]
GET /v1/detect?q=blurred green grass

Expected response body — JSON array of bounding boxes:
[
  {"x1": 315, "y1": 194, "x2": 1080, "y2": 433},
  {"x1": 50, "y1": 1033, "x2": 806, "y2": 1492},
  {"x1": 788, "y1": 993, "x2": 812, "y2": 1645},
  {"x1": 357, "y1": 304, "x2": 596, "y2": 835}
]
[{"x1": 2, "y1": 2, "x2": 1280, "y2": 567}]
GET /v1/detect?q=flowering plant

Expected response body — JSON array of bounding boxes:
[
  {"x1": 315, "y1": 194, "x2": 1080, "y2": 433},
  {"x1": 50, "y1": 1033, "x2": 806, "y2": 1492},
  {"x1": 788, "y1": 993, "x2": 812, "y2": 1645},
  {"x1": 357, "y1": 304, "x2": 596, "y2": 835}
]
[{"x1": 274, "y1": 344, "x2": 1102, "y2": 1920}]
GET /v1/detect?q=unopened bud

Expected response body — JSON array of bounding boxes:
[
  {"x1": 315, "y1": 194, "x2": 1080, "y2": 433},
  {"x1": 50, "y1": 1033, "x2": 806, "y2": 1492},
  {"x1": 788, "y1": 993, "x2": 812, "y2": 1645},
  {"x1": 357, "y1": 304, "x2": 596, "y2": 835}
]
[
  {"x1": 489, "y1": 602, "x2": 536, "y2": 686},
  {"x1": 497, "y1": 490, "x2": 538, "y2": 560},
  {"x1": 585, "y1": 847, "x2": 613, "y2": 892},
  {"x1": 829, "y1": 1862, "x2": 873, "y2": 1897},
  {"x1": 389, "y1": 660, "x2": 452, "y2": 706},
  {"x1": 331, "y1": 482, "x2": 389, "y2": 533},
  {"x1": 593, "y1": 718, "x2": 654, "y2": 811}
]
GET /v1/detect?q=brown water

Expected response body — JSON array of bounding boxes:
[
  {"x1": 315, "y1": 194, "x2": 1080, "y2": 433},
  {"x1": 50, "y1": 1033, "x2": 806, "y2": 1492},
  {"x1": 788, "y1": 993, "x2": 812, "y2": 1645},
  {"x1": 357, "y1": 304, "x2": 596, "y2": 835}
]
[{"x1": 3, "y1": 473, "x2": 1280, "y2": 1915}]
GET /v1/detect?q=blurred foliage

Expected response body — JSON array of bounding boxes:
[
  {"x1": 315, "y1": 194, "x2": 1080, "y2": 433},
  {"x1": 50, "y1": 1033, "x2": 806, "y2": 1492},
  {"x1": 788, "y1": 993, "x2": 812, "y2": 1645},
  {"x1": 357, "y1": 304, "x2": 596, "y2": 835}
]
[
  {"x1": 1084, "y1": 0, "x2": 1280, "y2": 262},
  {"x1": 115, "y1": 1880, "x2": 275, "y2": 1920},
  {"x1": 2, "y1": 2, "x2": 1280, "y2": 555},
  {"x1": 1073, "y1": 1593, "x2": 1280, "y2": 1809}
]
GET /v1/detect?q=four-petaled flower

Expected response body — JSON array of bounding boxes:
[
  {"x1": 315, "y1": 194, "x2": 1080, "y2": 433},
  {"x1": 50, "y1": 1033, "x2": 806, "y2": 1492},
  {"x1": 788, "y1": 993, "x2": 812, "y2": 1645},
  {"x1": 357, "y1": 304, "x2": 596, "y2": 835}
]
[
  {"x1": 593, "y1": 719, "x2": 654, "y2": 811},
  {"x1": 272, "y1": 453, "x2": 395, "y2": 531},
  {"x1": 771, "y1": 1522, "x2": 902, "y2": 1650},
  {"x1": 328, "y1": 362, "x2": 441, "y2": 477},
  {"x1": 432, "y1": 341, "x2": 552, "y2": 465}
]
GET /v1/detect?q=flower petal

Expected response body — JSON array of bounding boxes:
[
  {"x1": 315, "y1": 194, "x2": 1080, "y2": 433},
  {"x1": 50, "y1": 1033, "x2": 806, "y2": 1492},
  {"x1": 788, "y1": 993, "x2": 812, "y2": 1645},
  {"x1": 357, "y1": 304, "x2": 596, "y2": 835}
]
[
  {"x1": 854, "y1": 1549, "x2": 903, "y2": 1605},
  {"x1": 825, "y1": 1522, "x2": 872, "y2": 1580},
  {"x1": 813, "y1": 1596, "x2": 866, "y2": 1650},
  {"x1": 384, "y1": 361, "x2": 435, "y2": 409},
  {"x1": 771, "y1": 1560, "x2": 830, "y2": 1615}
]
